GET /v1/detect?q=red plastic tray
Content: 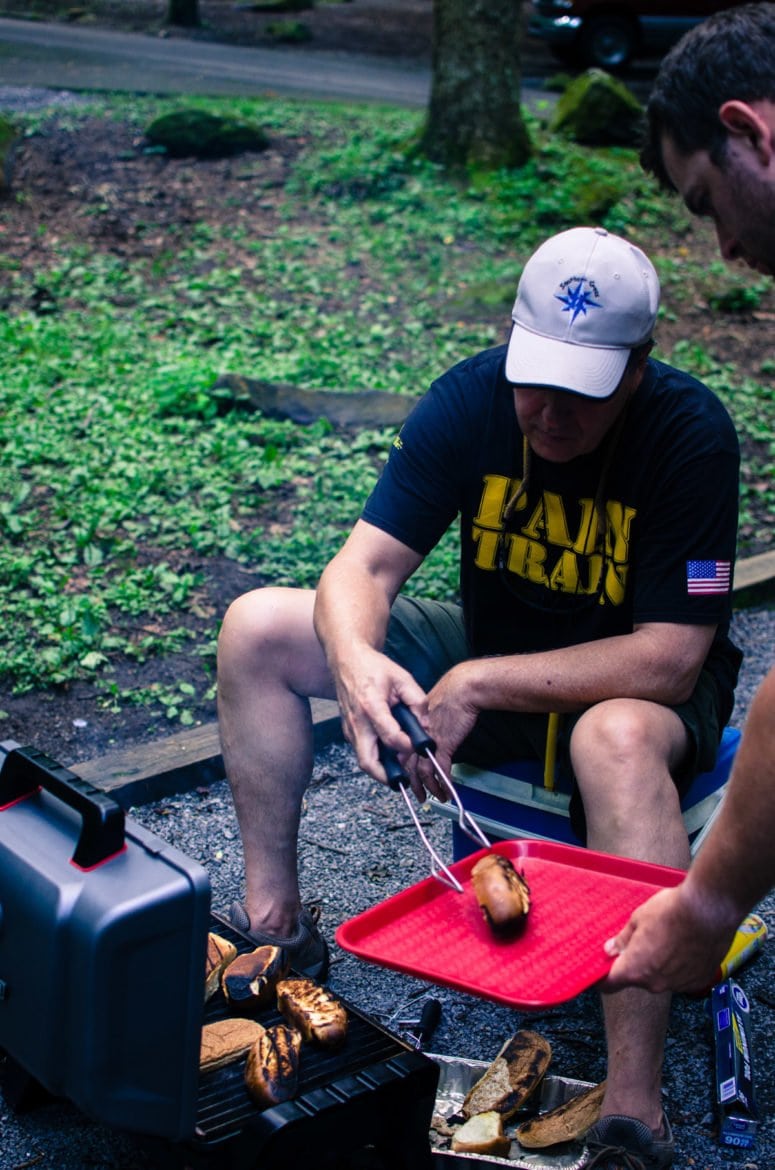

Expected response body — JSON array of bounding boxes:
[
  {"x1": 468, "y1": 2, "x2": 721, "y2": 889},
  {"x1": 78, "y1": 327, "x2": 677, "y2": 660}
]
[{"x1": 335, "y1": 839, "x2": 685, "y2": 1008}]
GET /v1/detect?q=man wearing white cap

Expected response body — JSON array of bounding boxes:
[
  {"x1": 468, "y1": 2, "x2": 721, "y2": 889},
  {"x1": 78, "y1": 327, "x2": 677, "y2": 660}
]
[{"x1": 217, "y1": 226, "x2": 741, "y2": 1169}]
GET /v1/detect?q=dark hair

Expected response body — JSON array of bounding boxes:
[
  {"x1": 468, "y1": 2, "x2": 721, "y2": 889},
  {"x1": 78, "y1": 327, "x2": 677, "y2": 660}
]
[
  {"x1": 626, "y1": 340, "x2": 653, "y2": 370},
  {"x1": 641, "y1": 3, "x2": 775, "y2": 189}
]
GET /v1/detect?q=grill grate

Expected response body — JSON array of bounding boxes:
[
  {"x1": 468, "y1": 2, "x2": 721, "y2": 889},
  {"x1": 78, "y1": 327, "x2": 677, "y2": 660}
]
[{"x1": 194, "y1": 914, "x2": 418, "y2": 1146}]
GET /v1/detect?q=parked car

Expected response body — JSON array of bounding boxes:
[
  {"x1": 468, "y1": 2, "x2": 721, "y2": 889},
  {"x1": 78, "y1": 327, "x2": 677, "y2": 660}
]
[{"x1": 528, "y1": 0, "x2": 750, "y2": 70}]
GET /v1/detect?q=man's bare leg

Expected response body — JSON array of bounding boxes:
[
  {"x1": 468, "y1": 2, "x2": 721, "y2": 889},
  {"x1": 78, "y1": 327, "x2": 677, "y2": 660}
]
[
  {"x1": 217, "y1": 586, "x2": 336, "y2": 938},
  {"x1": 571, "y1": 699, "x2": 692, "y2": 1132}
]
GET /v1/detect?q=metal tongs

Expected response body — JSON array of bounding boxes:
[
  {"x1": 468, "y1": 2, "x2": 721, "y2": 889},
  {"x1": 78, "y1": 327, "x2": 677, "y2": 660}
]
[{"x1": 379, "y1": 702, "x2": 490, "y2": 893}]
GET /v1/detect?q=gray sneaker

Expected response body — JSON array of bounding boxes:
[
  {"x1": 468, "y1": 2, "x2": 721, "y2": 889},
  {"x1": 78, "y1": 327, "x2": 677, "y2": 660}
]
[
  {"x1": 224, "y1": 901, "x2": 330, "y2": 981},
  {"x1": 585, "y1": 1114, "x2": 674, "y2": 1170}
]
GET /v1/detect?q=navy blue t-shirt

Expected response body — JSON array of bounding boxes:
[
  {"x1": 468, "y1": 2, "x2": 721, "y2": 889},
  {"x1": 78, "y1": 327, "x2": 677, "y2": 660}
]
[{"x1": 362, "y1": 345, "x2": 742, "y2": 715}]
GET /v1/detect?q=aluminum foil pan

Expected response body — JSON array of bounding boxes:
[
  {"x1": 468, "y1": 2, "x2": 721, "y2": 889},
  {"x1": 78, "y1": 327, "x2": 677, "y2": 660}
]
[{"x1": 428, "y1": 1053, "x2": 594, "y2": 1170}]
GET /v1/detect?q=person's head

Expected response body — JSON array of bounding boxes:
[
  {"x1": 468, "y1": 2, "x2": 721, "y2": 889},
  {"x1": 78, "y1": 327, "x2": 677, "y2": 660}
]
[
  {"x1": 642, "y1": 3, "x2": 775, "y2": 273},
  {"x1": 506, "y1": 227, "x2": 658, "y2": 462}
]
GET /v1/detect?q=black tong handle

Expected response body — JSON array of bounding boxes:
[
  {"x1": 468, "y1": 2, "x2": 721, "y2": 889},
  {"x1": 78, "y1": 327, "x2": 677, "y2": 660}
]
[
  {"x1": 400, "y1": 996, "x2": 443, "y2": 1050},
  {"x1": 415, "y1": 996, "x2": 442, "y2": 1044},
  {"x1": 379, "y1": 742, "x2": 409, "y2": 790},
  {"x1": 392, "y1": 702, "x2": 436, "y2": 754},
  {"x1": 379, "y1": 702, "x2": 435, "y2": 790}
]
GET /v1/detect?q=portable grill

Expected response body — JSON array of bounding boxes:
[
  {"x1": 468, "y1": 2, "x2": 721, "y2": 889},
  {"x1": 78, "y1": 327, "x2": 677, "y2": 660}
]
[{"x1": 0, "y1": 742, "x2": 439, "y2": 1170}]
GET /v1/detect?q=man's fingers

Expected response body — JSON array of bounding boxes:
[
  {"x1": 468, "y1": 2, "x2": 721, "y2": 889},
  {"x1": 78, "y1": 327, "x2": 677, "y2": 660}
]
[
  {"x1": 603, "y1": 933, "x2": 625, "y2": 958},
  {"x1": 604, "y1": 918, "x2": 635, "y2": 957}
]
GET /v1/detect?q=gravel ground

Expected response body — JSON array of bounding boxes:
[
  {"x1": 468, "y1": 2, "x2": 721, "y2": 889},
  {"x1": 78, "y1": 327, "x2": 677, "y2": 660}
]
[
  {"x1": 1, "y1": 604, "x2": 773, "y2": 1170},
  {"x1": 0, "y1": 86, "x2": 92, "y2": 111}
]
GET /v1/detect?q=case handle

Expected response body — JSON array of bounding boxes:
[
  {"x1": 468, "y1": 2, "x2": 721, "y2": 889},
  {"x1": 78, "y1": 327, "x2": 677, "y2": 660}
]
[{"x1": 0, "y1": 744, "x2": 125, "y2": 869}]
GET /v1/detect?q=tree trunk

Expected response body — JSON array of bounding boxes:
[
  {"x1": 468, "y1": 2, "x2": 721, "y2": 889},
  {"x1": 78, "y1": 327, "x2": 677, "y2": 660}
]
[
  {"x1": 167, "y1": 0, "x2": 200, "y2": 27},
  {"x1": 419, "y1": 0, "x2": 531, "y2": 171}
]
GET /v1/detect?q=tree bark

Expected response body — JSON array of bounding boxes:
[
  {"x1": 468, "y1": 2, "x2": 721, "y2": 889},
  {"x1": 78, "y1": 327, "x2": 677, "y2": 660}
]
[
  {"x1": 419, "y1": 0, "x2": 532, "y2": 171},
  {"x1": 167, "y1": 0, "x2": 201, "y2": 27}
]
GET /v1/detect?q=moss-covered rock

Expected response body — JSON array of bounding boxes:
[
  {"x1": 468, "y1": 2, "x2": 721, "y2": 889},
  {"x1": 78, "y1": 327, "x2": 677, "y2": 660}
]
[
  {"x1": 265, "y1": 19, "x2": 313, "y2": 42},
  {"x1": 239, "y1": 0, "x2": 313, "y2": 10},
  {"x1": 0, "y1": 114, "x2": 18, "y2": 195},
  {"x1": 549, "y1": 69, "x2": 643, "y2": 147},
  {"x1": 145, "y1": 110, "x2": 269, "y2": 159}
]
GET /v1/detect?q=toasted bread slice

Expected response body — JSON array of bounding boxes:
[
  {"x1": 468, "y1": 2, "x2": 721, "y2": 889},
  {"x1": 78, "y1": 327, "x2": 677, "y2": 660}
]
[
  {"x1": 244, "y1": 1024, "x2": 302, "y2": 1108},
  {"x1": 462, "y1": 1030, "x2": 552, "y2": 1120},
  {"x1": 276, "y1": 977, "x2": 348, "y2": 1048},
  {"x1": 451, "y1": 1110, "x2": 511, "y2": 1157},
  {"x1": 199, "y1": 1017, "x2": 265, "y2": 1073},
  {"x1": 205, "y1": 932, "x2": 238, "y2": 1001},
  {"x1": 516, "y1": 1081, "x2": 606, "y2": 1148}
]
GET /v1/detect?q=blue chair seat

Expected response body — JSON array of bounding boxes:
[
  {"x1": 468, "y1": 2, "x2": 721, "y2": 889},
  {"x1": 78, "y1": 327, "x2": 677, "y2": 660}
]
[{"x1": 433, "y1": 725, "x2": 741, "y2": 862}]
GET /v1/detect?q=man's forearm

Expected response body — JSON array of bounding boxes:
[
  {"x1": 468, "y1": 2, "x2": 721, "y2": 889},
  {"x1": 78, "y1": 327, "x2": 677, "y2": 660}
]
[
  {"x1": 684, "y1": 665, "x2": 775, "y2": 921},
  {"x1": 456, "y1": 623, "x2": 717, "y2": 715},
  {"x1": 603, "y1": 666, "x2": 775, "y2": 994}
]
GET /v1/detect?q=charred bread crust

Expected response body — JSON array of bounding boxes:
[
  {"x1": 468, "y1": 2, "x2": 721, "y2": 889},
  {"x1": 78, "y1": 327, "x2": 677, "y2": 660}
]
[
  {"x1": 244, "y1": 1024, "x2": 302, "y2": 1108},
  {"x1": 516, "y1": 1080, "x2": 606, "y2": 1148},
  {"x1": 199, "y1": 1017, "x2": 266, "y2": 1073},
  {"x1": 221, "y1": 944, "x2": 289, "y2": 1012},
  {"x1": 451, "y1": 1110, "x2": 511, "y2": 1157},
  {"x1": 276, "y1": 977, "x2": 348, "y2": 1048},
  {"x1": 205, "y1": 932, "x2": 238, "y2": 1001},
  {"x1": 471, "y1": 853, "x2": 530, "y2": 935},
  {"x1": 462, "y1": 1030, "x2": 552, "y2": 1120}
]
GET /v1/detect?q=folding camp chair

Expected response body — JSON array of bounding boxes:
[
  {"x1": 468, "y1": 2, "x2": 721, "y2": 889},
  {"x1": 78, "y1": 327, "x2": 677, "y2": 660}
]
[{"x1": 432, "y1": 717, "x2": 741, "y2": 862}]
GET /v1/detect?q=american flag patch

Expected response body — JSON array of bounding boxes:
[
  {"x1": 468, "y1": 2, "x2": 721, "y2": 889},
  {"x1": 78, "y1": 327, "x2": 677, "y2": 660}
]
[{"x1": 686, "y1": 559, "x2": 731, "y2": 595}]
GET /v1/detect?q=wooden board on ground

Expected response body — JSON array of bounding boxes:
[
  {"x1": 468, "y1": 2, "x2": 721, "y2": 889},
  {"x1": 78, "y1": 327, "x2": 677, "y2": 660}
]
[{"x1": 76, "y1": 699, "x2": 341, "y2": 807}]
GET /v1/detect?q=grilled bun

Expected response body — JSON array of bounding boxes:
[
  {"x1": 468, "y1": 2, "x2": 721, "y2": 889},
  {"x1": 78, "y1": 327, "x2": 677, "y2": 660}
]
[
  {"x1": 205, "y1": 933, "x2": 238, "y2": 1001},
  {"x1": 462, "y1": 1030, "x2": 551, "y2": 1121},
  {"x1": 471, "y1": 853, "x2": 530, "y2": 935},
  {"x1": 221, "y1": 944, "x2": 289, "y2": 1013},
  {"x1": 276, "y1": 977, "x2": 348, "y2": 1048},
  {"x1": 244, "y1": 1024, "x2": 302, "y2": 1108},
  {"x1": 516, "y1": 1080, "x2": 606, "y2": 1148},
  {"x1": 199, "y1": 1018, "x2": 265, "y2": 1073}
]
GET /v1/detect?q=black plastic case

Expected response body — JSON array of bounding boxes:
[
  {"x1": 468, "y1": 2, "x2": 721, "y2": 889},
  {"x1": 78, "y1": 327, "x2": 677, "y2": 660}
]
[{"x1": 0, "y1": 742, "x2": 211, "y2": 1140}]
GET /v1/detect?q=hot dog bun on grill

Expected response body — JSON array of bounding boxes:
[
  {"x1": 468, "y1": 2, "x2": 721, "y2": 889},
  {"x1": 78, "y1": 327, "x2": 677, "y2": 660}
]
[
  {"x1": 462, "y1": 1030, "x2": 551, "y2": 1120},
  {"x1": 276, "y1": 977, "x2": 348, "y2": 1048},
  {"x1": 205, "y1": 932, "x2": 238, "y2": 1001},
  {"x1": 199, "y1": 1017, "x2": 266, "y2": 1073},
  {"x1": 471, "y1": 853, "x2": 530, "y2": 936},
  {"x1": 451, "y1": 1110, "x2": 511, "y2": 1157},
  {"x1": 221, "y1": 944, "x2": 289, "y2": 1013},
  {"x1": 516, "y1": 1080, "x2": 606, "y2": 1148},
  {"x1": 244, "y1": 1024, "x2": 302, "y2": 1108}
]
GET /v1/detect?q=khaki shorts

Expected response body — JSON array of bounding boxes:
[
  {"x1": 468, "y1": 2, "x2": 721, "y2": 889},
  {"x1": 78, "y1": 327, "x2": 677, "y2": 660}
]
[{"x1": 384, "y1": 595, "x2": 726, "y2": 841}]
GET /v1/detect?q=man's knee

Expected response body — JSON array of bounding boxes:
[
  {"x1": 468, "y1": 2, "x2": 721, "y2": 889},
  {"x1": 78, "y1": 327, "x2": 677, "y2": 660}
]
[
  {"x1": 570, "y1": 699, "x2": 688, "y2": 812},
  {"x1": 218, "y1": 586, "x2": 315, "y2": 683},
  {"x1": 571, "y1": 699, "x2": 662, "y2": 773}
]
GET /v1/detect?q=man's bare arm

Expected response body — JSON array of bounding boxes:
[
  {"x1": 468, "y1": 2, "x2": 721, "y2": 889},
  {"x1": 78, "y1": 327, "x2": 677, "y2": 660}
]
[
  {"x1": 312, "y1": 519, "x2": 431, "y2": 787},
  {"x1": 603, "y1": 665, "x2": 775, "y2": 993},
  {"x1": 422, "y1": 621, "x2": 718, "y2": 777},
  {"x1": 449, "y1": 621, "x2": 716, "y2": 713}
]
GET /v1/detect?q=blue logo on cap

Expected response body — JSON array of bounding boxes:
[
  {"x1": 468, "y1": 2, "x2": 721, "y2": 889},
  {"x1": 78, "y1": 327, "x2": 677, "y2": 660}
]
[{"x1": 556, "y1": 279, "x2": 602, "y2": 323}]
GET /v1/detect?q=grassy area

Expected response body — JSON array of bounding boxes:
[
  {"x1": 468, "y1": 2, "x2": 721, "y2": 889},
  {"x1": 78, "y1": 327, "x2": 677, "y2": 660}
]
[{"x1": 0, "y1": 92, "x2": 773, "y2": 712}]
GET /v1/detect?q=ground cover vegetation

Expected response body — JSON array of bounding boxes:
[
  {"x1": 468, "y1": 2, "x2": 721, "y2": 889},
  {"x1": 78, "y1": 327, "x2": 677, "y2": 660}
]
[{"x1": 0, "y1": 91, "x2": 772, "y2": 761}]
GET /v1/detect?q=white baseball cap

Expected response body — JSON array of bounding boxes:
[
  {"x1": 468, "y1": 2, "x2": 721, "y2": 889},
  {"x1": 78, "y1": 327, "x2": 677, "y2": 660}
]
[{"x1": 505, "y1": 226, "x2": 660, "y2": 399}]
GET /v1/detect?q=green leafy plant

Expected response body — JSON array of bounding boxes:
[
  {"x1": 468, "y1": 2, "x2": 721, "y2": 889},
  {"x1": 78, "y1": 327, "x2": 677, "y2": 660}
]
[{"x1": 0, "y1": 91, "x2": 771, "y2": 707}]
